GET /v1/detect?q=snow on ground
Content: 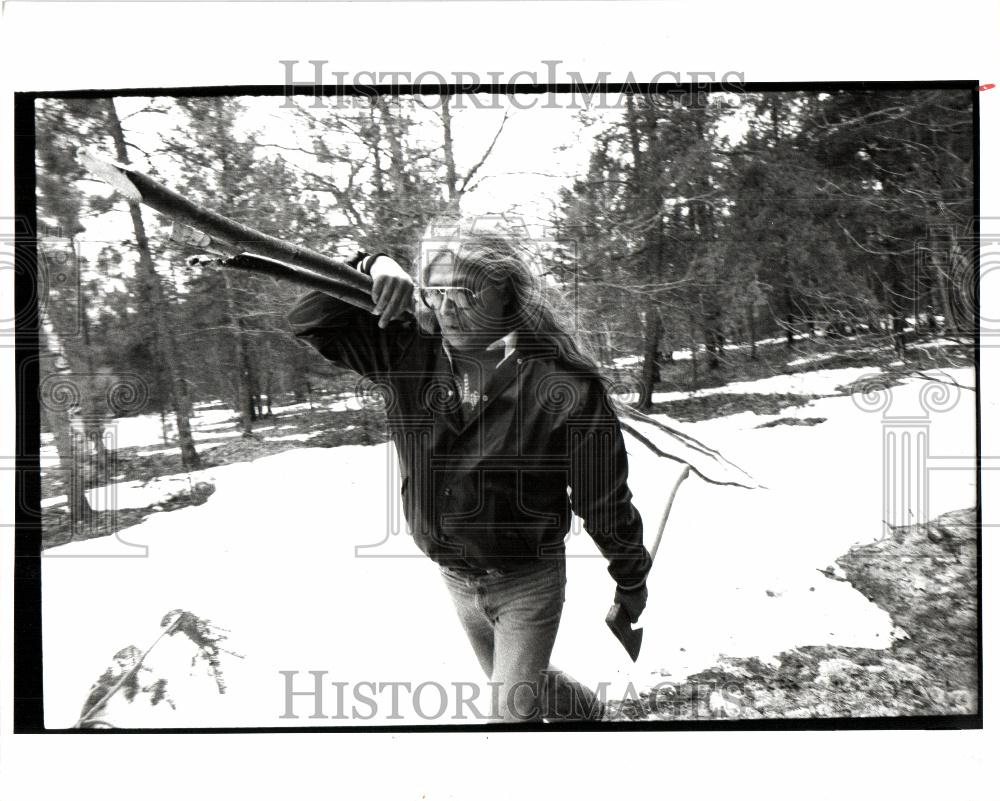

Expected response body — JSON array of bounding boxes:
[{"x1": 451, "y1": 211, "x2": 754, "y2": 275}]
[
  {"x1": 786, "y1": 352, "x2": 839, "y2": 368},
  {"x1": 911, "y1": 337, "x2": 972, "y2": 350},
  {"x1": 41, "y1": 367, "x2": 976, "y2": 727},
  {"x1": 648, "y1": 365, "x2": 883, "y2": 405},
  {"x1": 785, "y1": 346, "x2": 894, "y2": 368},
  {"x1": 265, "y1": 430, "x2": 333, "y2": 443},
  {"x1": 109, "y1": 408, "x2": 239, "y2": 449},
  {"x1": 610, "y1": 333, "x2": 816, "y2": 369}
]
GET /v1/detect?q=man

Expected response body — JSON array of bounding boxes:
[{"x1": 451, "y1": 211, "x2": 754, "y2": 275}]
[{"x1": 288, "y1": 221, "x2": 650, "y2": 722}]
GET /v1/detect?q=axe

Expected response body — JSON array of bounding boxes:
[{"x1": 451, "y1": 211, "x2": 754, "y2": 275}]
[{"x1": 605, "y1": 465, "x2": 691, "y2": 661}]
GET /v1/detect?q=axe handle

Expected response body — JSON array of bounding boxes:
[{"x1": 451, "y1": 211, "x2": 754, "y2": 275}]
[
  {"x1": 649, "y1": 465, "x2": 691, "y2": 563},
  {"x1": 604, "y1": 466, "x2": 690, "y2": 662}
]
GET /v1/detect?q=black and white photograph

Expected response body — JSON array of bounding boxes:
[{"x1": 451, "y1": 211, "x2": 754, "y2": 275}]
[
  {"x1": 2, "y1": 1, "x2": 997, "y2": 799},
  {"x1": 28, "y1": 85, "x2": 982, "y2": 728}
]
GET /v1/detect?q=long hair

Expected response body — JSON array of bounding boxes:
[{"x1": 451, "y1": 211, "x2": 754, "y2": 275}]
[{"x1": 412, "y1": 215, "x2": 603, "y2": 381}]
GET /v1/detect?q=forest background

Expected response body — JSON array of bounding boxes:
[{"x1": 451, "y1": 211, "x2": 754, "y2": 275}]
[{"x1": 34, "y1": 88, "x2": 976, "y2": 541}]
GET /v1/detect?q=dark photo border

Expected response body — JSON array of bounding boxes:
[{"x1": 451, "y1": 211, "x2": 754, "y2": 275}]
[{"x1": 13, "y1": 80, "x2": 983, "y2": 733}]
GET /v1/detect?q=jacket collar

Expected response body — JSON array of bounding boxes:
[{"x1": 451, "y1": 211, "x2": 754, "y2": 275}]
[
  {"x1": 436, "y1": 331, "x2": 522, "y2": 437},
  {"x1": 440, "y1": 331, "x2": 518, "y2": 370}
]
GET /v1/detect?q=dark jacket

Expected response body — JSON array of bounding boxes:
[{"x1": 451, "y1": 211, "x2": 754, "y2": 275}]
[{"x1": 287, "y1": 289, "x2": 651, "y2": 590}]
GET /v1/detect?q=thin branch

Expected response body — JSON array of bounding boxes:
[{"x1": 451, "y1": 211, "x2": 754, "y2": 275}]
[
  {"x1": 118, "y1": 106, "x2": 169, "y2": 124},
  {"x1": 835, "y1": 220, "x2": 911, "y2": 257},
  {"x1": 458, "y1": 109, "x2": 511, "y2": 194},
  {"x1": 910, "y1": 369, "x2": 974, "y2": 391}
]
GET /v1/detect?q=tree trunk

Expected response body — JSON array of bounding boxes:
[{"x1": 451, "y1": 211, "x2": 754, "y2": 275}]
[
  {"x1": 378, "y1": 97, "x2": 410, "y2": 200},
  {"x1": 626, "y1": 93, "x2": 667, "y2": 409},
  {"x1": 39, "y1": 317, "x2": 93, "y2": 533},
  {"x1": 219, "y1": 271, "x2": 254, "y2": 436},
  {"x1": 75, "y1": 288, "x2": 109, "y2": 462},
  {"x1": 369, "y1": 104, "x2": 387, "y2": 203},
  {"x1": 364, "y1": 102, "x2": 395, "y2": 246},
  {"x1": 705, "y1": 331, "x2": 721, "y2": 370},
  {"x1": 689, "y1": 323, "x2": 699, "y2": 390},
  {"x1": 769, "y1": 95, "x2": 781, "y2": 144},
  {"x1": 42, "y1": 239, "x2": 110, "y2": 464},
  {"x1": 637, "y1": 300, "x2": 662, "y2": 410},
  {"x1": 625, "y1": 93, "x2": 644, "y2": 183},
  {"x1": 747, "y1": 303, "x2": 758, "y2": 361},
  {"x1": 930, "y1": 247, "x2": 960, "y2": 335},
  {"x1": 263, "y1": 341, "x2": 275, "y2": 416},
  {"x1": 441, "y1": 94, "x2": 459, "y2": 207},
  {"x1": 889, "y1": 262, "x2": 910, "y2": 358},
  {"x1": 704, "y1": 303, "x2": 724, "y2": 370},
  {"x1": 893, "y1": 314, "x2": 908, "y2": 359},
  {"x1": 105, "y1": 99, "x2": 201, "y2": 470},
  {"x1": 291, "y1": 343, "x2": 311, "y2": 403}
]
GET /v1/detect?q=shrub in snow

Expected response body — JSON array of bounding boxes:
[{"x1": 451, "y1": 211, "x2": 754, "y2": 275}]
[{"x1": 74, "y1": 609, "x2": 242, "y2": 728}]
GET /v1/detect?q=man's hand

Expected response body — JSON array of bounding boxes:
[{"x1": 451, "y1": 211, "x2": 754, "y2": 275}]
[
  {"x1": 615, "y1": 584, "x2": 648, "y2": 624},
  {"x1": 369, "y1": 256, "x2": 414, "y2": 328}
]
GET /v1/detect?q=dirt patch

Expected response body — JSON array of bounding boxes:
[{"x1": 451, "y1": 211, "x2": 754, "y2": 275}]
[
  {"x1": 645, "y1": 333, "x2": 972, "y2": 397},
  {"x1": 113, "y1": 407, "x2": 391, "y2": 482},
  {"x1": 755, "y1": 416, "x2": 827, "y2": 429},
  {"x1": 43, "y1": 482, "x2": 217, "y2": 550},
  {"x1": 649, "y1": 393, "x2": 823, "y2": 423},
  {"x1": 608, "y1": 507, "x2": 979, "y2": 720}
]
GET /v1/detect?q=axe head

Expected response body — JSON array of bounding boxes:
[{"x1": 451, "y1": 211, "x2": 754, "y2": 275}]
[
  {"x1": 605, "y1": 602, "x2": 643, "y2": 662},
  {"x1": 77, "y1": 148, "x2": 142, "y2": 203}
]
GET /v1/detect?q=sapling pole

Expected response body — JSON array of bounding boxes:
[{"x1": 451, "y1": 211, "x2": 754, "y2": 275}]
[
  {"x1": 78, "y1": 149, "x2": 376, "y2": 307},
  {"x1": 218, "y1": 253, "x2": 375, "y2": 313}
]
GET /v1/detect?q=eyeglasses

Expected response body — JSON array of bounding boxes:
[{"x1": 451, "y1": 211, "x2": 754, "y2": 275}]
[{"x1": 418, "y1": 285, "x2": 491, "y2": 310}]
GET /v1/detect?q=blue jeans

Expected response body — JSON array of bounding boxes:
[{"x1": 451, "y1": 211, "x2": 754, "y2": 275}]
[{"x1": 440, "y1": 558, "x2": 604, "y2": 723}]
